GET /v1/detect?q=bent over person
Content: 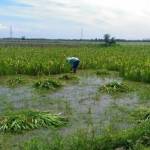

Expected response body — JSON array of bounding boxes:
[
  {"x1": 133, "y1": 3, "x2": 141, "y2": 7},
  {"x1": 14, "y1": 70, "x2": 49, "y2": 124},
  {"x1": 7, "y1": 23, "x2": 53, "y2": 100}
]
[{"x1": 66, "y1": 57, "x2": 80, "y2": 73}]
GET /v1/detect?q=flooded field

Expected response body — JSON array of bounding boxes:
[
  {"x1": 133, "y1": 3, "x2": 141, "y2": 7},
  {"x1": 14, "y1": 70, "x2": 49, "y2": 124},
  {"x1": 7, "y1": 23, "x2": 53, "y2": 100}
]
[{"x1": 0, "y1": 70, "x2": 149, "y2": 149}]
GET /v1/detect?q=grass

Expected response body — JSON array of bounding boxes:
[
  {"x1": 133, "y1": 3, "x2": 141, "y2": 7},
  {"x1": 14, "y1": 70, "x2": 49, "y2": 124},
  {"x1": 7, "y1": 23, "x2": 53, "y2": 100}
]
[
  {"x1": 95, "y1": 121, "x2": 150, "y2": 150},
  {"x1": 130, "y1": 107, "x2": 150, "y2": 123},
  {"x1": 21, "y1": 120, "x2": 150, "y2": 150},
  {"x1": 99, "y1": 81, "x2": 131, "y2": 94},
  {"x1": 34, "y1": 79, "x2": 62, "y2": 90},
  {"x1": 0, "y1": 110, "x2": 67, "y2": 133},
  {"x1": 20, "y1": 107, "x2": 150, "y2": 150}
]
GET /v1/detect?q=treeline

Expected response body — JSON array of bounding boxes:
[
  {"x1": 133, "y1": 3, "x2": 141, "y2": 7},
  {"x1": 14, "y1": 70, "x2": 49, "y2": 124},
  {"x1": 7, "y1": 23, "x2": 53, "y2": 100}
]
[{"x1": 1, "y1": 38, "x2": 150, "y2": 42}]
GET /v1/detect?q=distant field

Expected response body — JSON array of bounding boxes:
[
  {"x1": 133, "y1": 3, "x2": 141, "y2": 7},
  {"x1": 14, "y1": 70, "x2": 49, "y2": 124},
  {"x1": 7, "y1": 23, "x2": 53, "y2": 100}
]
[
  {"x1": 1, "y1": 39, "x2": 150, "y2": 45},
  {"x1": 118, "y1": 41, "x2": 150, "y2": 45}
]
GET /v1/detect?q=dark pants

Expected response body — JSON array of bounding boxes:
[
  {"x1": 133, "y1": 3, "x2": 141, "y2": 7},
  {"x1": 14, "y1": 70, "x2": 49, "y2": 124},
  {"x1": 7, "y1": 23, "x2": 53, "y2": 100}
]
[{"x1": 72, "y1": 60, "x2": 80, "y2": 73}]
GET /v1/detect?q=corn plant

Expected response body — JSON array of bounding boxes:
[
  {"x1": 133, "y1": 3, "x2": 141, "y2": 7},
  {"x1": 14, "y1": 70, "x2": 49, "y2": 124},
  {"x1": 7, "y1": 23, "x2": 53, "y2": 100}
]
[{"x1": 0, "y1": 44, "x2": 150, "y2": 83}]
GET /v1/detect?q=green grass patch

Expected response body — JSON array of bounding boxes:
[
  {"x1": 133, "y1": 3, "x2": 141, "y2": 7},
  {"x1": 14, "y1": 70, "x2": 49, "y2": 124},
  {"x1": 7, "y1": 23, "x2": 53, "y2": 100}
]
[
  {"x1": 22, "y1": 120, "x2": 150, "y2": 150},
  {"x1": 34, "y1": 79, "x2": 62, "y2": 90},
  {"x1": 130, "y1": 107, "x2": 150, "y2": 123},
  {"x1": 99, "y1": 81, "x2": 131, "y2": 94},
  {"x1": 95, "y1": 121, "x2": 150, "y2": 150},
  {"x1": 0, "y1": 110, "x2": 67, "y2": 133},
  {"x1": 19, "y1": 105, "x2": 150, "y2": 149}
]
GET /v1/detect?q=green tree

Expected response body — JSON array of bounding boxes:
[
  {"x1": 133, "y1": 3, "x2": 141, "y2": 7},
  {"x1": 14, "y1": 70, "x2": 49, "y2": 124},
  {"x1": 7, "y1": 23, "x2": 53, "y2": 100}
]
[
  {"x1": 110, "y1": 37, "x2": 116, "y2": 44},
  {"x1": 104, "y1": 34, "x2": 116, "y2": 46},
  {"x1": 104, "y1": 34, "x2": 110, "y2": 45}
]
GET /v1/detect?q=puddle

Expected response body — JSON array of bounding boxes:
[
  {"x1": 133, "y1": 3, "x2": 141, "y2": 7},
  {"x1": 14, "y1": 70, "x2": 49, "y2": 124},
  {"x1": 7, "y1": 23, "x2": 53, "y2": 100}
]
[{"x1": 50, "y1": 76, "x2": 116, "y2": 112}]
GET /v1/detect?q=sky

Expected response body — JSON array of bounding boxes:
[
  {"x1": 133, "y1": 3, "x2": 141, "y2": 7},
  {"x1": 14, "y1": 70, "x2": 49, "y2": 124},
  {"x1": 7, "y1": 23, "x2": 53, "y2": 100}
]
[{"x1": 0, "y1": 0, "x2": 150, "y2": 39}]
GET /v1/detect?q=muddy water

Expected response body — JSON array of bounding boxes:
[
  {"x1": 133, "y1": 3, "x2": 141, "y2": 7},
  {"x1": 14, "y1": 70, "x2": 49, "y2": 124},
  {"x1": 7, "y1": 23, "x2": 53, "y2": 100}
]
[
  {"x1": 49, "y1": 75, "x2": 117, "y2": 128},
  {"x1": 0, "y1": 71, "x2": 138, "y2": 129}
]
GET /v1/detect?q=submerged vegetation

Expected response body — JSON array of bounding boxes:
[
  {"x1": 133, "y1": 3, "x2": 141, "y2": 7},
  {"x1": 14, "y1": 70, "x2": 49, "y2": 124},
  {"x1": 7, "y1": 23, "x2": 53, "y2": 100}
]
[
  {"x1": 0, "y1": 110, "x2": 67, "y2": 133},
  {"x1": 7, "y1": 76, "x2": 24, "y2": 87},
  {"x1": 58, "y1": 74, "x2": 78, "y2": 81},
  {"x1": 96, "y1": 69, "x2": 110, "y2": 76},
  {"x1": 99, "y1": 81, "x2": 131, "y2": 94}
]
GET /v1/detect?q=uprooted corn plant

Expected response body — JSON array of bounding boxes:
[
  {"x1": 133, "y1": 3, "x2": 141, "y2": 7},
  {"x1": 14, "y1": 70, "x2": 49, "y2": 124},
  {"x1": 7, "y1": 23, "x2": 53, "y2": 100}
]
[
  {"x1": 34, "y1": 79, "x2": 62, "y2": 90},
  {"x1": 99, "y1": 81, "x2": 131, "y2": 94},
  {"x1": 0, "y1": 110, "x2": 67, "y2": 133}
]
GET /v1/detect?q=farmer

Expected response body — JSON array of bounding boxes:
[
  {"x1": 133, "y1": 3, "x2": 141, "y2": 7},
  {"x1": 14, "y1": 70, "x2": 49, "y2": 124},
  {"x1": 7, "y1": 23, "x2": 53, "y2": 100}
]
[{"x1": 66, "y1": 57, "x2": 80, "y2": 73}]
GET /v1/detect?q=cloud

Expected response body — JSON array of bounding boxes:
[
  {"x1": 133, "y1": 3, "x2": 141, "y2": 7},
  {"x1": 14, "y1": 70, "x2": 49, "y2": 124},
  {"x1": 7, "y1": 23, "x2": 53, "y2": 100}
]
[{"x1": 1, "y1": 0, "x2": 150, "y2": 39}]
